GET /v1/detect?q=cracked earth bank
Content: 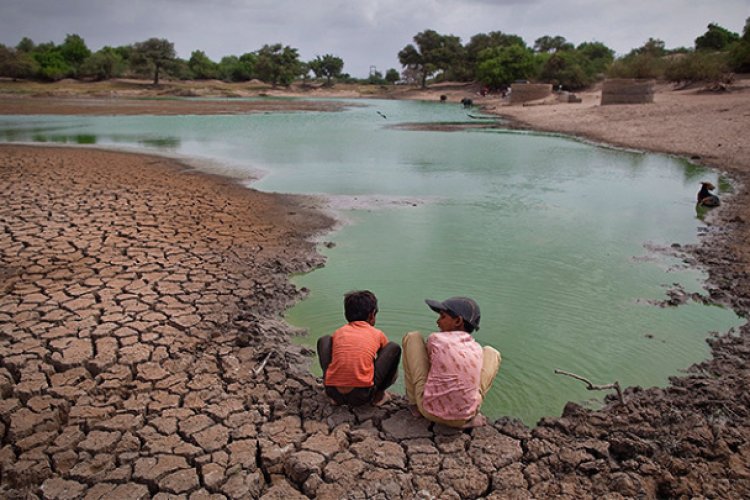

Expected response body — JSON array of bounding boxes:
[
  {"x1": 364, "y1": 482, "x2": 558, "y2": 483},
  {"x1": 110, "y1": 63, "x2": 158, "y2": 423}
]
[{"x1": 1, "y1": 143, "x2": 750, "y2": 499}]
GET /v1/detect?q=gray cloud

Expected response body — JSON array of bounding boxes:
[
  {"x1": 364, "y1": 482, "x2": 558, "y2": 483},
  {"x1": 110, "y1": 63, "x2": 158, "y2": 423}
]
[{"x1": 1, "y1": 0, "x2": 748, "y2": 77}]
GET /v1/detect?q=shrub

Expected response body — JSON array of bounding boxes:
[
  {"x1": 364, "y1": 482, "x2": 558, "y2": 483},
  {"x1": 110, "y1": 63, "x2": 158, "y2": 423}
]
[
  {"x1": 607, "y1": 53, "x2": 664, "y2": 79},
  {"x1": 664, "y1": 51, "x2": 730, "y2": 83}
]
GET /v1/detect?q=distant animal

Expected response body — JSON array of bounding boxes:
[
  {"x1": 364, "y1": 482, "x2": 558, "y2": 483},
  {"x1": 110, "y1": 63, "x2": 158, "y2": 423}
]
[
  {"x1": 460, "y1": 97, "x2": 473, "y2": 108},
  {"x1": 377, "y1": 111, "x2": 387, "y2": 119},
  {"x1": 440, "y1": 94, "x2": 447, "y2": 102},
  {"x1": 697, "y1": 181, "x2": 720, "y2": 207}
]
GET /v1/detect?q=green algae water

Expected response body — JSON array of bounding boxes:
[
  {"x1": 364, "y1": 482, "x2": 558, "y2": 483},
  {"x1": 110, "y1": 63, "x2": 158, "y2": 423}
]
[{"x1": 0, "y1": 99, "x2": 742, "y2": 424}]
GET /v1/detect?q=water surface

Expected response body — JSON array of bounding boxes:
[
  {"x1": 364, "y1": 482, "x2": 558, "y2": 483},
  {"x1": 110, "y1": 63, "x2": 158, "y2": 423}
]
[{"x1": 0, "y1": 98, "x2": 741, "y2": 424}]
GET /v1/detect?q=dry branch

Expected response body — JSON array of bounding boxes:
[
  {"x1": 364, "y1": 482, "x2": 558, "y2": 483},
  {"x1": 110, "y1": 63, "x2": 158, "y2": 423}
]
[{"x1": 555, "y1": 369, "x2": 625, "y2": 405}]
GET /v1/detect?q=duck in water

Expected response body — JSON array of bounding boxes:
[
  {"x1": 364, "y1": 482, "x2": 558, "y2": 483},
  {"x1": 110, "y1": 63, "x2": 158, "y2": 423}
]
[{"x1": 697, "y1": 181, "x2": 720, "y2": 207}]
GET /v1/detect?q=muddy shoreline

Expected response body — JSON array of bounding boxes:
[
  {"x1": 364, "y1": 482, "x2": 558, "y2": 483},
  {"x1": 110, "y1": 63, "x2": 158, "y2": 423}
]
[{"x1": 1, "y1": 87, "x2": 750, "y2": 498}]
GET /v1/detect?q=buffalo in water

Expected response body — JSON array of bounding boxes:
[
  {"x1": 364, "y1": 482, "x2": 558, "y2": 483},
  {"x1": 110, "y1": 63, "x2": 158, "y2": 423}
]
[
  {"x1": 460, "y1": 97, "x2": 473, "y2": 108},
  {"x1": 697, "y1": 181, "x2": 720, "y2": 207}
]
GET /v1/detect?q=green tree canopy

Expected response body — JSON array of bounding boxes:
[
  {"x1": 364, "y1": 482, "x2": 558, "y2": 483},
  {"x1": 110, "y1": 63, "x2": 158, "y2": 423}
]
[
  {"x1": 188, "y1": 50, "x2": 219, "y2": 80},
  {"x1": 385, "y1": 68, "x2": 400, "y2": 84},
  {"x1": 476, "y1": 44, "x2": 536, "y2": 88},
  {"x1": 534, "y1": 35, "x2": 574, "y2": 53},
  {"x1": 16, "y1": 37, "x2": 35, "y2": 53},
  {"x1": 80, "y1": 46, "x2": 124, "y2": 80},
  {"x1": 464, "y1": 31, "x2": 525, "y2": 80},
  {"x1": 308, "y1": 54, "x2": 344, "y2": 85},
  {"x1": 254, "y1": 43, "x2": 301, "y2": 86},
  {"x1": 31, "y1": 43, "x2": 72, "y2": 81},
  {"x1": 695, "y1": 23, "x2": 740, "y2": 51},
  {"x1": 630, "y1": 38, "x2": 667, "y2": 57},
  {"x1": 728, "y1": 17, "x2": 750, "y2": 71},
  {"x1": 398, "y1": 29, "x2": 464, "y2": 88},
  {"x1": 0, "y1": 45, "x2": 39, "y2": 79},
  {"x1": 539, "y1": 51, "x2": 589, "y2": 89},
  {"x1": 132, "y1": 38, "x2": 176, "y2": 85},
  {"x1": 216, "y1": 54, "x2": 255, "y2": 82},
  {"x1": 576, "y1": 41, "x2": 615, "y2": 76},
  {"x1": 59, "y1": 34, "x2": 91, "y2": 75}
]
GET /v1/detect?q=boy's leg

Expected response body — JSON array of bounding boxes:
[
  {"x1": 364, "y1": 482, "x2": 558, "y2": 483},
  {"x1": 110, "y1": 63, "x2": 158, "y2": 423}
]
[
  {"x1": 479, "y1": 346, "x2": 501, "y2": 399},
  {"x1": 372, "y1": 341, "x2": 401, "y2": 392},
  {"x1": 401, "y1": 332, "x2": 430, "y2": 410},
  {"x1": 317, "y1": 335, "x2": 333, "y2": 376}
]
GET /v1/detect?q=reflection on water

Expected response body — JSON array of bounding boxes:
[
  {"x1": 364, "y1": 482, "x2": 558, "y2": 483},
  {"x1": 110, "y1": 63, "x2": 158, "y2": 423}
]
[{"x1": 0, "y1": 100, "x2": 743, "y2": 425}]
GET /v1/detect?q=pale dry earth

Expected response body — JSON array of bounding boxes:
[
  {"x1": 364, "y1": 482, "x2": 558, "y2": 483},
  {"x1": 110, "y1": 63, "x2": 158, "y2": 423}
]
[{"x1": 0, "y1": 82, "x2": 750, "y2": 499}]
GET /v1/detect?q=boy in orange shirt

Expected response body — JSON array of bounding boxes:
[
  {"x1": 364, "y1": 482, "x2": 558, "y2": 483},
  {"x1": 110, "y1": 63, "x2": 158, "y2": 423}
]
[{"x1": 317, "y1": 290, "x2": 401, "y2": 406}]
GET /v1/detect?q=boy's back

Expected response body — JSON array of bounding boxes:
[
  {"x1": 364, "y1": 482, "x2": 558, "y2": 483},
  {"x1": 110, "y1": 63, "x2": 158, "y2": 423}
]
[{"x1": 325, "y1": 321, "x2": 387, "y2": 387}]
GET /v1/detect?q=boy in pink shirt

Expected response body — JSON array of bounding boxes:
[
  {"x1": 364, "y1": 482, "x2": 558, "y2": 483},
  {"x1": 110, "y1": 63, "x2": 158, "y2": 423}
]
[{"x1": 402, "y1": 296, "x2": 501, "y2": 427}]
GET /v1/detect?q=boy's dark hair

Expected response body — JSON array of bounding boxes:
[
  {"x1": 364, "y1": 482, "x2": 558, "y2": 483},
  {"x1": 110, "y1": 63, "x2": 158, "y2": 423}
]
[{"x1": 344, "y1": 290, "x2": 378, "y2": 322}]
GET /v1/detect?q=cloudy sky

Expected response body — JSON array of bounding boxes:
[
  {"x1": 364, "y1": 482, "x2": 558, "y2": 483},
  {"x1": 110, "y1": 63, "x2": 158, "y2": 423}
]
[{"x1": 1, "y1": 0, "x2": 748, "y2": 77}]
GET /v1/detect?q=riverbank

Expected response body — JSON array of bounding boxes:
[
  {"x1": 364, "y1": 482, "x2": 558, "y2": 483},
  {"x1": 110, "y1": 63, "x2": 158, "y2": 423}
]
[{"x1": 1, "y1": 82, "x2": 749, "y2": 498}]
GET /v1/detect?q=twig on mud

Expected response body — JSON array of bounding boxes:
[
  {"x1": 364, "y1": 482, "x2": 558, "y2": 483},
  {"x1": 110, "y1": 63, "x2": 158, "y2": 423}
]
[
  {"x1": 555, "y1": 369, "x2": 625, "y2": 405},
  {"x1": 253, "y1": 351, "x2": 274, "y2": 375}
]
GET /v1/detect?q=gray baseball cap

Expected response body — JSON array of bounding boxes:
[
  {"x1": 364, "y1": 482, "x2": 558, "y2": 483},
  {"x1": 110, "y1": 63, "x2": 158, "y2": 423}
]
[{"x1": 425, "y1": 296, "x2": 481, "y2": 331}]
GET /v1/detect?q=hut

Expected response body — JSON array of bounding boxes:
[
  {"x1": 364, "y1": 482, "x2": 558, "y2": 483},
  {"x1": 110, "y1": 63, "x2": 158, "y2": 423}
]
[
  {"x1": 510, "y1": 83, "x2": 553, "y2": 105},
  {"x1": 601, "y1": 79, "x2": 655, "y2": 105}
]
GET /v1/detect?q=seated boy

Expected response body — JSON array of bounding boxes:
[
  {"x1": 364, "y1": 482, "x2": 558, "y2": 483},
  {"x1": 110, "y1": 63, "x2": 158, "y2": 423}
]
[
  {"x1": 402, "y1": 296, "x2": 501, "y2": 428},
  {"x1": 317, "y1": 290, "x2": 401, "y2": 406}
]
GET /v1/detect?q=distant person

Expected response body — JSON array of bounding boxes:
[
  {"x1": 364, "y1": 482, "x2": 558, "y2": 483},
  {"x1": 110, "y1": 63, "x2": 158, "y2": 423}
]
[
  {"x1": 402, "y1": 296, "x2": 501, "y2": 427},
  {"x1": 317, "y1": 290, "x2": 401, "y2": 406}
]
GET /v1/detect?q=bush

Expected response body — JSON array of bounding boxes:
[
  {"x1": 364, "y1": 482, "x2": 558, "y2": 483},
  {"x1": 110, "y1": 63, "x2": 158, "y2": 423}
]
[
  {"x1": 664, "y1": 51, "x2": 729, "y2": 83},
  {"x1": 607, "y1": 53, "x2": 664, "y2": 79},
  {"x1": 728, "y1": 40, "x2": 750, "y2": 72}
]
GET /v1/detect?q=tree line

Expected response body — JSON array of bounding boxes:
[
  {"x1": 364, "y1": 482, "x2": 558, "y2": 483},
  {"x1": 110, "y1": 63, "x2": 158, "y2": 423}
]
[{"x1": 1, "y1": 18, "x2": 748, "y2": 90}]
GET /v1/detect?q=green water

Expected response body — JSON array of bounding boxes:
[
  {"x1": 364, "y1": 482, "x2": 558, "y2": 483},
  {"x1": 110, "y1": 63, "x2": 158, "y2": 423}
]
[{"x1": 0, "y1": 99, "x2": 742, "y2": 425}]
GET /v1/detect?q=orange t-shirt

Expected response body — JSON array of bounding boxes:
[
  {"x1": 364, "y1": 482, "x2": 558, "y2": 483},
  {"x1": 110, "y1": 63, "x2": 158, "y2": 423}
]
[{"x1": 324, "y1": 321, "x2": 388, "y2": 388}]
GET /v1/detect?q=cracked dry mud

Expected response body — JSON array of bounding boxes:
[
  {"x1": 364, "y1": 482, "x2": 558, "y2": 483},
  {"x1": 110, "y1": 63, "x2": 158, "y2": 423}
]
[{"x1": 1, "y1": 144, "x2": 749, "y2": 499}]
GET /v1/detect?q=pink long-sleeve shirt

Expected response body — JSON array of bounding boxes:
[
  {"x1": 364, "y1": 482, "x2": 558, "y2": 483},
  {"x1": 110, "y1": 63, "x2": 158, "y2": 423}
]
[{"x1": 422, "y1": 331, "x2": 483, "y2": 421}]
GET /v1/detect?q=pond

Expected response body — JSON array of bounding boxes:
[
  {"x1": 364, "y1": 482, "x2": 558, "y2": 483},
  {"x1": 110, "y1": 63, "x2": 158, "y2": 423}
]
[{"x1": 0, "y1": 98, "x2": 742, "y2": 425}]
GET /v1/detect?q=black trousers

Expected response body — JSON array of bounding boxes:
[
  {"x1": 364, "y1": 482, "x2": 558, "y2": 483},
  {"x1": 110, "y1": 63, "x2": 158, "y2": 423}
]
[{"x1": 317, "y1": 335, "x2": 401, "y2": 406}]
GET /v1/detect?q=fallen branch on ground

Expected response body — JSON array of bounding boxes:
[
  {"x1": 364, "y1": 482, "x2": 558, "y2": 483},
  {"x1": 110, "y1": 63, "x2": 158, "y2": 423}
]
[
  {"x1": 253, "y1": 351, "x2": 274, "y2": 375},
  {"x1": 555, "y1": 369, "x2": 625, "y2": 405}
]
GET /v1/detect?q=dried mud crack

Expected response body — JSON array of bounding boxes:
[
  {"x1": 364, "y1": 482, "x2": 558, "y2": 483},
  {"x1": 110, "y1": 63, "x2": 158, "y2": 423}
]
[{"x1": 1, "y1": 144, "x2": 750, "y2": 499}]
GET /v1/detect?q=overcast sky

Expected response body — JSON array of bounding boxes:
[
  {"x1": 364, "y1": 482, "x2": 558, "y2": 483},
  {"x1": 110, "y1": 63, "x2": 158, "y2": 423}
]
[{"x1": 1, "y1": 0, "x2": 748, "y2": 77}]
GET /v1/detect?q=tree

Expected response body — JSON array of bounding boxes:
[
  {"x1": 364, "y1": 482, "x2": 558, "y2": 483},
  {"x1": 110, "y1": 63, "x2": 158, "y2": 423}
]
[
  {"x1": 385, "y1": 68, "x2": 400, "y2": 84},
  {"x1": 254, "y1": 44, "x2": 302, "y2": 86},
  {"x1": 476, "y1": 44, "x2": 536, "y2": 88},
  {"x1": 217, "y1": 54, "x2": 255, "y2": 82},
  {"x1": 0, "y1": 45, "x2": 39, "y2": 79},
  {"x1": 32, "y1": 43, "x2": 72, "y2": 81},
  {"x1": 132, "y1": 38, "x2": 176, "y2": 85},
  {"x1": 464, "y1": 31, "x2": 526, "y2": 80},
  {"x1": 539, "y1": 51, "x2": 589, "y2": 89},
  {"x1": 188, "y1": 50, "x2": 218, "y2": 79},
  {"x1": 398, "y1": 29, "x2": 464, "y2": 88},
  {"x1": 80, "y1": 46, "x2": 124, "y2": 80},
  {"x1": 608, "y1": 38, "x2": 667, "y2": 79},
  {"x1": 16, "y1": 37, "x2": 36, "y2": 53},
  {"x1": 695, "y1": 23, "x2": 740, "y2": 51},
  {"x1": 308, "y1": 54, "x2": 344, "y2": 85},
  {"x1": 631, "y1": 38, "x2": 667, "y2": 57},
  {"x1": 534, "y1": 35, "x2": 574, "y2": 53},
  {"x1": 576, "y1": 41, "x2": 615, "y2": 77},
  {"x1": 59, "y1": 34, "x2": 90, "y2": 75},
  {"x1": 728, "y1": 17, "x2": 750, "y2": 72}
]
